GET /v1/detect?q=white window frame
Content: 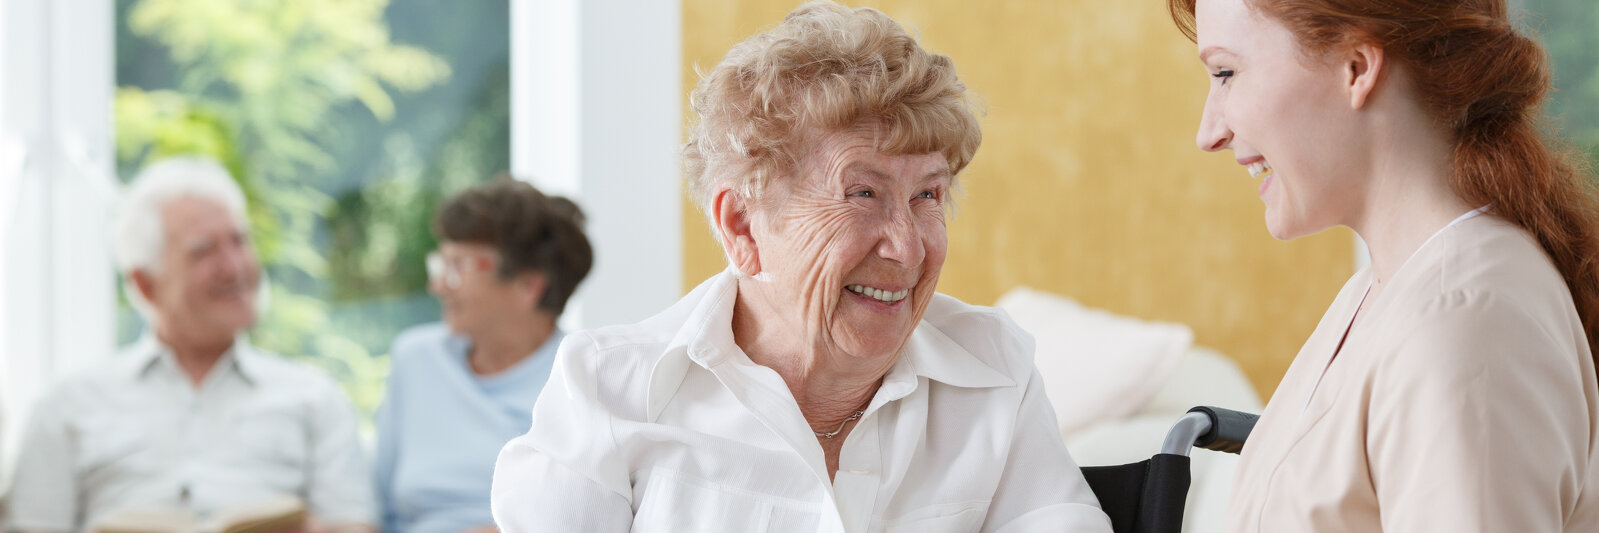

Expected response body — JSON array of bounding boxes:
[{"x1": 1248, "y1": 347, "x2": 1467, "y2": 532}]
[{"x1": 512, "y1": 0, "x2": 684, "y2": 331}]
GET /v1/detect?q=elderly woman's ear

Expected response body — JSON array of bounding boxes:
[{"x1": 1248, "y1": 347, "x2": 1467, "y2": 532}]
[{"x1": 713, "y1": 187, "x2": 762, "y2": 277}]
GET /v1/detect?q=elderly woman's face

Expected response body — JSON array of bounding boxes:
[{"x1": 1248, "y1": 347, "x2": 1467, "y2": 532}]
[{"x1": 750, "y1": 125, "x2": 951, "y2": 360}]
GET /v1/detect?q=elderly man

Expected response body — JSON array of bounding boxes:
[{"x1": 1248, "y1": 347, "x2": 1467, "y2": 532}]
[{"x1": 5, "y1": 158, "x2": 375, "y2": 533}]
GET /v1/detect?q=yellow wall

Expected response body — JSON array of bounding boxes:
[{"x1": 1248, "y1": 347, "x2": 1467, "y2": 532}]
[{"x1": 680, "y1": 0, "x2": 1355, "y2": 399}]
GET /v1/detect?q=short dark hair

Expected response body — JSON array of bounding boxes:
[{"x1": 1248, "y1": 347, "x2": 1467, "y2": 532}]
[{"x1": 434, "y1": 176, "x2": 593, "y2": 316}]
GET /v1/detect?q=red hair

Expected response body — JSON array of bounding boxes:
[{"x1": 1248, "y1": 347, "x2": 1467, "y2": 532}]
[{"x1": 1170, "y1": 0, "x2": 1599, "y2": 364}]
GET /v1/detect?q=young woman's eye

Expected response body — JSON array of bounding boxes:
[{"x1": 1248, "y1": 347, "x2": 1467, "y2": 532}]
[{"x1": 1212, "y1": 69, "x2": 1235, "y2": 86}]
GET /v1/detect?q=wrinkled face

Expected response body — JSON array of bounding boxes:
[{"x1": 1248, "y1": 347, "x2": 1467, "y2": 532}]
[
  {"x1": 1194, "y1": 0, "x2": 1366, "y2": 239},
  {"x1": 429, "y1": 241, "x2": 523, "y2": 339},
  {"x1": 146, "y1": 196, "x2": 260, "y2": 338},
  {"x1": 749, "y1": 125, "x2": 951, "y2": 361}
]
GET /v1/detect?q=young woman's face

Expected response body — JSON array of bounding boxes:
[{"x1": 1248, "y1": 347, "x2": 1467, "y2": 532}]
[{"x1": 1193, "y1": 0, "x2": 1369, "y2": 240}]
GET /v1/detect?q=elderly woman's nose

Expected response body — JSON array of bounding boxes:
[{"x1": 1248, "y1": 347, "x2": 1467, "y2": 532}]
[
  {"x1": 876, "y1": 212, "x2": 926, "y2": 266},
  {"x1": 1196, "y1": 100, "x2": 1232, "y2": 152}
]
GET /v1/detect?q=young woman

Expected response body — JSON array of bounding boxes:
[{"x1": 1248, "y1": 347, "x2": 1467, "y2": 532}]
[{"x1": 1170, "y1": 0, "x2": 1599, "y2": 530}]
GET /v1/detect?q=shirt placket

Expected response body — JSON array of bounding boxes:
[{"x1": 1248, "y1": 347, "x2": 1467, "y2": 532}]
[
  {"x1": 182, "y1": 361, "x2": 236, "y2": 514},
  {"x1": 148, "y1": 358, "x2": 207, "y2": 512},
  {"x1": 180, "y1": 367, "x2": 209, "y2": 511},
  {"x1": 832, "y1": 414, "x2": 883, "y2": 533}
]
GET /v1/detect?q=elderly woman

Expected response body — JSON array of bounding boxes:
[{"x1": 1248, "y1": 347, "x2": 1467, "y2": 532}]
[
  {"x1": 490, "y1": 2, "x2": 1110, "y2": 532},
  {"x1": 375, "y1": 178, "x2": 593, "y2": 533}
]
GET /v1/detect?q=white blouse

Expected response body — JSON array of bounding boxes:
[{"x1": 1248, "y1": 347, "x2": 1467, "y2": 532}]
[{"x1": 491, "y1": 270, "x2": 1112, "y2": 532}]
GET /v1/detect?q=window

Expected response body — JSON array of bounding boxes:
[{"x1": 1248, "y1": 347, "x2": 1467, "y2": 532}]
[
  {"x1": 1522, "y1": 0, "x2": 1599, "y2": 166},
  {"x1": 113, "y1": 0, "x2": 511, "y2": 417},
  {"x1": 1, "y1": 0, "x2": 682, "y2": 497}
]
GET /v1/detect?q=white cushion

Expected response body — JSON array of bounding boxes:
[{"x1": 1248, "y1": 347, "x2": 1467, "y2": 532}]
[
  {"x1": 1065, "y1": 414, "x2": 1177, "y2": 466},
  {"x1": 996, "y1": 287, "x2": 1192, "y2": 437},
  {"x1": 1138, "y1": 345, "x2": 1264, "y2": 417}
]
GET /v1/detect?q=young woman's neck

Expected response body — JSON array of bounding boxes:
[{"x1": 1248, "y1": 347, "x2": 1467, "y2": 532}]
[{"x1": 1351, "y1": 119, "x2": 1473, "y2": 291}]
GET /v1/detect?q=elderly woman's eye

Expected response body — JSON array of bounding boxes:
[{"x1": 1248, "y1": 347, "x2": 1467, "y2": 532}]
[
  {"x1": 849, "y1": 189, "x2": 875, "y2": 198},
  {"x1": 917, "y1": 190, "x2": 938, "y2": 200}
]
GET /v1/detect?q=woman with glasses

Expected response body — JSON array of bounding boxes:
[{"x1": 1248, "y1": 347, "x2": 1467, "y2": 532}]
[{"x1": 373, "y1": 177, "x2": 593, "y2": 533}]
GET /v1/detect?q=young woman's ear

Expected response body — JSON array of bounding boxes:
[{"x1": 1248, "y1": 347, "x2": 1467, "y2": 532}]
[{"x1": 1345, "y1": 41, "x2": 1386, "y2": 110}]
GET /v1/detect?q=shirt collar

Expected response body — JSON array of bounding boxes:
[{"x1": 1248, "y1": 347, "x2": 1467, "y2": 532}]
[
  {"x1": 130, "y1": 331, "x2": 258, "y2": 386},
  {"x1": 643, "y1": 270, "x2": 740, "y2": 421},
  {"x1": 644, "y1": 269, "x2": 1015, "y2": 421},
  {"x1": 892, "y1": 314, "x2": 1016, "y2": 389},
  {"x1": 443, "y1": 329, "x2": 472, "y2": 358}
]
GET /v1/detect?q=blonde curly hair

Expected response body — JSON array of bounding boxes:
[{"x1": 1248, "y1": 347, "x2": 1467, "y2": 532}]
[{"x1": 683, "y1": 0, "x2": 981, "y2": 213}]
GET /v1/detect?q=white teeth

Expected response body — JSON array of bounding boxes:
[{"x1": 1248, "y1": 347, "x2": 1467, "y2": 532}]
[
  {"x1": 846, "y1": 284, "x2": 909, "y2": 303},
  {"x1": 1247, "y1": 161, "x2": 1274, "y2": 180}
]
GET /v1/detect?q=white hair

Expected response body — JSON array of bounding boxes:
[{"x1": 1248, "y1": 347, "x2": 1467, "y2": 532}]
[{"x1": 112, "y1": 157, "x2": 251, "y2": 317}]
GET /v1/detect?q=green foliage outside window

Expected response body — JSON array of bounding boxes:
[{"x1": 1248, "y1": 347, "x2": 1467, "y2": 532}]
[
  {"x1": 114, "y1": 0, "x2": 510, "y2": 422},
  {"x1": 1523, "y1": 0, "x2": 1599, "y2": 167}
]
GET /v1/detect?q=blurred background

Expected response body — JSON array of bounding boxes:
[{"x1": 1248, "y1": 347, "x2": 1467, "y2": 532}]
[{"x1": 0, "y1": 0, "x2": 1595, "y2": 497}]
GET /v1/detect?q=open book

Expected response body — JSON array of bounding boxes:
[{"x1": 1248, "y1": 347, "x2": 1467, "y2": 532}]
[{"x1": 91, "y1": 495, "x2": 306, "y2": 533}]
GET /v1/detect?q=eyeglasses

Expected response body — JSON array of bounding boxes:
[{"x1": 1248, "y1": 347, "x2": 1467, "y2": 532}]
[{"x1": 425, "y1": 250, "x2": 497, "y2": 290}]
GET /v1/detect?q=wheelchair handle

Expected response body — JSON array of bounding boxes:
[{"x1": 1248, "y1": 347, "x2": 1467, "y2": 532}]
[
  {"x1": 1160, "y1": 411, "x2": 1213, "y2": 456},
  {"x1": 1186, "y1": 406, "x2": 1259, "y2": 455}
]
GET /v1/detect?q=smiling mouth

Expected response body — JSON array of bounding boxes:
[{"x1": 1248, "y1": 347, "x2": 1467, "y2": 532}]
[
  {"x1": 846, "y1": 284, "x2": 909, "y2": 303},
  {"x1": 1247, "y1": 160, "x2": 1274, "y2": 180}
]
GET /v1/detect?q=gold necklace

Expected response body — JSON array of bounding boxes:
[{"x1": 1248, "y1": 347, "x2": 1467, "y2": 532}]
[{"x1": 813, "y1": 410, "x2": 864, "y2": 439}]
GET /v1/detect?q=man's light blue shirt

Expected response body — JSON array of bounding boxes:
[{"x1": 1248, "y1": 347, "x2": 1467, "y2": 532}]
[{"x1": 374, "y1": 323, "x2": 562, "y2": 533}]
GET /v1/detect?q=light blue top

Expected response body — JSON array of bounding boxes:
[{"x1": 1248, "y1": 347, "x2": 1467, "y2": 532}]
[{"x1": 374, "y1": 322, "x2": 562, "y2": 533}]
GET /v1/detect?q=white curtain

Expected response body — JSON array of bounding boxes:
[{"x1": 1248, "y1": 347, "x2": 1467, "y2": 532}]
[{"x1": 0, "y1": 0, "x2": 116, "y2": 499}]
